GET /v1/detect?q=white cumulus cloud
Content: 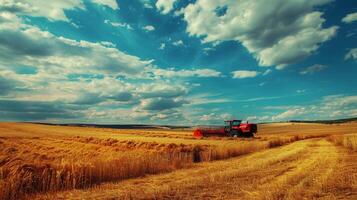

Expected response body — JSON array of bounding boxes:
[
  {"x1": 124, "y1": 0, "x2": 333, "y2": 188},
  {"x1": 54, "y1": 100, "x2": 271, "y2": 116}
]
[
  {"x1": 261, "y1": 94, "x2": 357, "y2": 122},
  {"x1": 232, "y1": 70, "x2": 258, "y2": 79},
  {"x1": 342, "y1": 12, "x2": 357, "y2": 24},
  {"x1": 272, "y1": 108, "x2": 306, "y2": 121},
  {"x1": 104, "y1": 19, "x2": 133, "y2": 30},
  {"x1": 172, "y1": 40, "x2": 184, "y2": 46},
  {"x1": 92, "y1": 0, "x2": 118, "y2": 9},
  {"x1": 0, "y1": 0, "x2": 118, "y2": 21},
  {"x1": 155, "y1": 0, "x2": 176, "y2": 14},
  {"x1": 153, "y1": 68, "x2": 222, "y2": 78},
  {"x1": 159, "y1": 43, "x2": 166, "y2": 50},
  {"x1": 0, "y1": 0, "x2": 84, "y2": 21},
  {"x1": 300, "y1": 64, "x2": 327, "y2": 75},
  {"x1": 181, "y1": 0, "x2": 337, "y2": 68},
  {"x1": 0, "y1": 13, "x2": 153, "y2": 78},
  {"x1": 143, "y1": 25, "x2": 155, "y2": 32},
  {"x1": 345, "y1": 48, "x2": 357, "y2": 61}
]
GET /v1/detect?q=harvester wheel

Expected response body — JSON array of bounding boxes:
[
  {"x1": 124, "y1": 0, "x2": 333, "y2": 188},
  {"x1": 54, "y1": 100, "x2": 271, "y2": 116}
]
[
  {"x1": 230, "y1": 130, "x2": 239, "y2": 137},
  {"x1": 238, "y1": 130, "x2": 243, "y2": 137}
]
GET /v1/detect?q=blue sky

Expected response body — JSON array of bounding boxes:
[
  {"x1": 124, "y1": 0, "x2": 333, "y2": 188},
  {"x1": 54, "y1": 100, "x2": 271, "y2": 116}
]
[{"x1": 0, "y1": 0, "x2": 356, "y2": 125}]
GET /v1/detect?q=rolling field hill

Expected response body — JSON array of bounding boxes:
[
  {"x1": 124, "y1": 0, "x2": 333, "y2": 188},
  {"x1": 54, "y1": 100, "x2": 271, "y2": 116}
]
[{"x1": 0, "y1": 122, "x2": 356, "y2": 199}]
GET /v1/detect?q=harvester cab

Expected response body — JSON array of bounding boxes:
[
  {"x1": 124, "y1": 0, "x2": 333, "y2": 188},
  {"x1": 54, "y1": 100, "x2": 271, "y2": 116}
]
[
  {"x1": 224, "y1": 120, "x2": 243, "y2": 137},
  {"x1": 224, "y1": 120, "x2": 241, "y2": 132}
]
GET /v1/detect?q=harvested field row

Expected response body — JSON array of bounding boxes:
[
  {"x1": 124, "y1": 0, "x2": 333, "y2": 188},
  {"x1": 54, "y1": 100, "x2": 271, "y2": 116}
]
[
  {"x1": 327, "y1": 133, "x2": 357, "y2": 151},
  {"x1": 33, "y1": 138, "x2": 357, "y2": 200},
  {"x1": 0, "y1": 133, "x2": 329, "y2": 200},
  {"x1": 65, "y1": 136, "x2": 209, "y2": 153},
  {"x1": 0, "y1": 123, "x2": 193, "y2": 140}
]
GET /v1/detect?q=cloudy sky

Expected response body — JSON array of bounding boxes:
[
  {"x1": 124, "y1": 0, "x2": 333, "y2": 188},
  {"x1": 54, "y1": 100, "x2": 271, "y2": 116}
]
[{"x1": 0, "y1": 0, "x2": 356, "y2": 125}]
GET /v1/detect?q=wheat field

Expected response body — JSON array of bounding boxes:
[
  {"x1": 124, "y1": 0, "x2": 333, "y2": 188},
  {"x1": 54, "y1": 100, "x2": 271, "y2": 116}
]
[{"x1": 0, "y1": 122, "x2": 356, "y2": 200}]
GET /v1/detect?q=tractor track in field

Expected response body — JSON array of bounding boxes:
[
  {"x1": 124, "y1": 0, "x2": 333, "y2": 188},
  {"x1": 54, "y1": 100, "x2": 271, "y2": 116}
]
[{"x1": 32, "y1": 138, "x2": 357, "y2": 200}]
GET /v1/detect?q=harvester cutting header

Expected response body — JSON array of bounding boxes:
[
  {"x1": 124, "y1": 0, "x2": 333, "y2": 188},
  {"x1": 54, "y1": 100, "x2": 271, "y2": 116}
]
[{"x1": 193, "y1": 120, "x2": 257, "y2": 138}]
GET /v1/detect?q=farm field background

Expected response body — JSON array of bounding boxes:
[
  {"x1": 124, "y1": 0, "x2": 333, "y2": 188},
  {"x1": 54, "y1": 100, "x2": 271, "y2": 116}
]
[{"x1": 0, "y1": 122, "x2": 356, "y2": 200}]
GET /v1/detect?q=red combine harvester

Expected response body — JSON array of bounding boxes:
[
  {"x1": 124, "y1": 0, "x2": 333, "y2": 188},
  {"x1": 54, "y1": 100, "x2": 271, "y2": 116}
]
[{"x1": 193, "y1": 120, "x2": 257, "y2": 138}]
